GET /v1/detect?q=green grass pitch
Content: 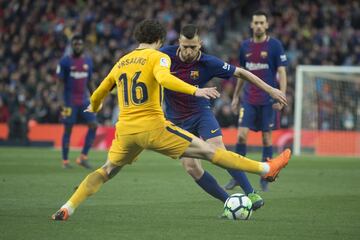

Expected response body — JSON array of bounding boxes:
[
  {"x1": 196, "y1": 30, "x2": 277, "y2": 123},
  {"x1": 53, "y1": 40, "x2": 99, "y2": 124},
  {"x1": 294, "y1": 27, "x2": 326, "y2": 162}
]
[{"x1": 0, "y1": 147, "x2": 359, "y2": 240}]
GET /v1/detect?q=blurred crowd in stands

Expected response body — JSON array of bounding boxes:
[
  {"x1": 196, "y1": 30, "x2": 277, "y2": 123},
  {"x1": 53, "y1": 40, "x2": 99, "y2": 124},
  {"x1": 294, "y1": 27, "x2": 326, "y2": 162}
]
[{"x1": 0, "y1": 0, "x2": 359, "y2": 140}]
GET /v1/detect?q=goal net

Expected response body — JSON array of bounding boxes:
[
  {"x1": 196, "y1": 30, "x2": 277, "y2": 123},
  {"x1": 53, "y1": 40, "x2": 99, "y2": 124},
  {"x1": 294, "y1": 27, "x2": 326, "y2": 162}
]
[{"x1": 294, "y1": 66, "x2": 360, "y2": 156}]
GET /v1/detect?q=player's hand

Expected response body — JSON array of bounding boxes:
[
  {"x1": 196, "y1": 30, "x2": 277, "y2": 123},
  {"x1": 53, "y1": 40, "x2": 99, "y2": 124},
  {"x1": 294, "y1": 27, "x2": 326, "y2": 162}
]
[
  {"x1": 61, "y1": 107, "x2": 72, "y2": 117},
  {"x1": 272, "y1": 102, "x2": 284, "y2": 111},
  {"x1": 84, "y1": 103, "x2": 103, "y2": 113},
  {"x1": 194, "y1": 87, "x2": 220, "y2": 100},
  {"x1": 269, "y1": 88, "x2": 287, "y2": 106},
  {"x1": 231, "y1": 98, "x2": 240, "y2": 114}
]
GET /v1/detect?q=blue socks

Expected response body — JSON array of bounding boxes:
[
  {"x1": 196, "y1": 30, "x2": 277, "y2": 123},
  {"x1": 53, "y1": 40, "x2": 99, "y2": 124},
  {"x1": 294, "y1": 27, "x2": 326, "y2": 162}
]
[
  {"x1": 196, "y1": 171, "x2": 229, "y2": 203},
  {"x1": 262, "y1": 146, "x2": 273, "y2": 162},
  {"x1": 62, "y1": 124, "x2": 96, "y2": 160},
  {"x1": 226, "y1": 169, "x2": 254, "y2": 195},
  {"x1": 235, "y1": 143, "x2": 247, "y2": 156},
  {"x1": 82, "y1": 127, "x2": 97, "y2": 155},
  {"x1": 62, "y1": 124, "x2": 73, "y2": 160},
  {"x1": 231, "y1": 143, "x2": 254, "y2": 194}
]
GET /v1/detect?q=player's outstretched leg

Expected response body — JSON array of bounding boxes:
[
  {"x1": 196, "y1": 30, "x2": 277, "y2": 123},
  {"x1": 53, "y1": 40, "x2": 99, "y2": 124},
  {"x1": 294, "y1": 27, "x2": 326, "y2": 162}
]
[
  {"x1": 183, "y1": 138, "x2": 291, "y2": 181},
  {"x1": 211, "y1": 148, "x2": 291, "y2": 183},
  {"x1": 224, "y1": 143, "x2": 247, "y2": 190},
  {"x1": 52, "y1": 168, "x2": 108, "y2": 221},
  {"x1": 51, "y1": 161, "x2": 120, "y2": 221}
]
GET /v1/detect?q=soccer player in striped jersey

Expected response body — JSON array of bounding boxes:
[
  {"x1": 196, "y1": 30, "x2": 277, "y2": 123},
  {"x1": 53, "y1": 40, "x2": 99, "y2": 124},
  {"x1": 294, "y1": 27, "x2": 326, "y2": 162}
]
[
  {"x1": 225, "y1": 11, "x2": 288, "y2": 191},
  {"x1": 160, "y1": 24, "x2": 285, "y2": 210},
  {"x1": 56, "y1": 35, "x2": 97, "y2": 169}
]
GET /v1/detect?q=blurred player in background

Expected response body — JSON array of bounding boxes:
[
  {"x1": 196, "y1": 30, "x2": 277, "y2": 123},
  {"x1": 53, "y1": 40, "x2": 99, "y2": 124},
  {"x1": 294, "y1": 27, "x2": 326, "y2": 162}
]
[
  {"x1": 225, "y1": 11, "x2": 288, "y2": 191},
  {"x1": 161, "y1": 24, "x2": 270, "y2": 210},
  {"x1": 51, "y1": 19, "x2": 290, "y2": 221},
  {"x1": 56, "y1": 35, "x2": 97, "y2": 169}
]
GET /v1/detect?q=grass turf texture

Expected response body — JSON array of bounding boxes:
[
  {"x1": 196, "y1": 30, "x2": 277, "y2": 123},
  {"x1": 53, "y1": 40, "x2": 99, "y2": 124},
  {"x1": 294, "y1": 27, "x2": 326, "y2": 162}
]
[{"x1": 0, "y1": 147, "x2": 359, "y2": 240}]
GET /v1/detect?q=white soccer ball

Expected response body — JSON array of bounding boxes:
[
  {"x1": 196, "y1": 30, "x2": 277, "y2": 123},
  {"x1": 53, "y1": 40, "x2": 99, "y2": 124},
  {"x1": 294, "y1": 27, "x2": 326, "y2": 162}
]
[{"x1": 223, "y1": 193, "x2": 253, "y2": 220}]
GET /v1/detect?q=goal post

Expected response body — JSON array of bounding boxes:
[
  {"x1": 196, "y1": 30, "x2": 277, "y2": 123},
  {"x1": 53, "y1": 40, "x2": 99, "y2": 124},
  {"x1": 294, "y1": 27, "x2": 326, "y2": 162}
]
[{"x1": 294, "y1": 65, "x2": 360, "y2": 156}]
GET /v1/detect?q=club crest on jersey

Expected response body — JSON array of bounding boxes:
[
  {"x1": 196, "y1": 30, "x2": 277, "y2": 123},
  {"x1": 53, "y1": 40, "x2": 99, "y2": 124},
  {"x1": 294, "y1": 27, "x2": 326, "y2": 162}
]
[
  {"x1": 190, "y1": 70, "x2": 199, "y2": 80},
  {"x1": 260, "y1": 51, "x2": 268, "y2": 58},
  {"x1": 83, "y1": 64, "x2": 89, "y2": 70}
]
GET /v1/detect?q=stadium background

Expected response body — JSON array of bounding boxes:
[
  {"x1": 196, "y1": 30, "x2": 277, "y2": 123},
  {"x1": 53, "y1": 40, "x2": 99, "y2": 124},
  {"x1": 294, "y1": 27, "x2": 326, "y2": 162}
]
[
  {"x1": 1, "y1": 0, "x2": 359, "y2": 137},
  {"x1": 0, "y1": 1, "x2": 360, "y2": 240}
]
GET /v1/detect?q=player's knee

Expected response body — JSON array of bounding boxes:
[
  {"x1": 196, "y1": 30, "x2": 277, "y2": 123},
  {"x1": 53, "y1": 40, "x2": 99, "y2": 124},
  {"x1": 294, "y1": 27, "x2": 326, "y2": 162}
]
[
  {"x1": 237, "y1": 133, "x2": 247, "y2": 144},
  {"x1": 107, "y1": 166, "x2": 122, "y2": 179},
  {"x1": 203, "y1": 146, "x2": 216, "y2": 161},
  {"x1": 102, "y1": 161, "x2": 122, "y2": 179}
]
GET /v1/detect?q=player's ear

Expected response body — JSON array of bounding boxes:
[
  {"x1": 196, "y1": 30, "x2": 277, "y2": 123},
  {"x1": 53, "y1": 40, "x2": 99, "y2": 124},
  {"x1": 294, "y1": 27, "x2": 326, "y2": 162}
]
[{"x1": 264, "y1": 21, "x2": 269, "y2": 30}]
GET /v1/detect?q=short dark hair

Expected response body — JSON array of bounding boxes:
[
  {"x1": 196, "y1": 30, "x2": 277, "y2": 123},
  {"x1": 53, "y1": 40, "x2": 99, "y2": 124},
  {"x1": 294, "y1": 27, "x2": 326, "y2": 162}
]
[
  {"x1": 180, "y1": 24, "x2": 199, "y2": 39},
  {"x1": 134, "y1": 19, "x2": 166, "y2": 44},
  {"x1": 252, "y1": 10, "x2": 268, "y2": 21},
  {"x1": 71, "y1": 34, "x2": 83, "y2": 43}
]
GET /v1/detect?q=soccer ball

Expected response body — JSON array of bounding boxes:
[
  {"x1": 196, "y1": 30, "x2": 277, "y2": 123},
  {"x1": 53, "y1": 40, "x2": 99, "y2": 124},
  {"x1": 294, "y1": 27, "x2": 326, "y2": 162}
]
[{"x1": 223, "y1": 193, "x2": 253, "y2": 220}]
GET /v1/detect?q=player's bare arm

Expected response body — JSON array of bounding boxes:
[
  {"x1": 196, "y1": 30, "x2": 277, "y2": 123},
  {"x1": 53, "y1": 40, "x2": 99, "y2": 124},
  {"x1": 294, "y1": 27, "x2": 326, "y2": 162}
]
[
  {"x1": 231, "y1": 78, "x2": 245, "y2": 114},
  {"x1": 194, "y1": 87, "x2": 220, "y2": 99},
  {"x1": 233, "y1": 67, "x2": 287, "y2": 106},
  {"x1": 272, "y1": 66, "x2": 287, "y2": 111}
]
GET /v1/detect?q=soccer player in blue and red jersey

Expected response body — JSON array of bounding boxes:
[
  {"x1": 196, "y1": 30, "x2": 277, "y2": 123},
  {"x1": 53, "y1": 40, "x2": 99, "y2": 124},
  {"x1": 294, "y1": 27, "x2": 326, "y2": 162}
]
[
  {"x1": 56, "y1": 35, "x2": 97, "y2": 169},
  {"x1": 161, "y1": 24, "x2": 286, "y2": 210},
  {"x1": 225, "y1": 11, "x2": 288, "y2": 191}
]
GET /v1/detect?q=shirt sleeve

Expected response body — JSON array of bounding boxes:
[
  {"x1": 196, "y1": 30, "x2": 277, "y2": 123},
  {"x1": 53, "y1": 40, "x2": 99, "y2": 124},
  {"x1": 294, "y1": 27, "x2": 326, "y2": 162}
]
[
  {"x1": 207, "y1": 55, "x2": 236, "y2": 79},
  {"x1": 90, "y1": 63, "x2": 117, "y2": 112},
  {"x1": 274, "y1": 40, "x2": 288, "y2": 68},
  {"x1": 153, "y1": 53, "x2": 197, "y2": 95}
]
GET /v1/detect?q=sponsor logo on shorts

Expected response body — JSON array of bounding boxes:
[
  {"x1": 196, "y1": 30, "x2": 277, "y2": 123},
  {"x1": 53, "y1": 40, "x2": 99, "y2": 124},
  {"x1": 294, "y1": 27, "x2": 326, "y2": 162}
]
[{"x1": 211, "y1": 128, "x2": 220, "y2": 134}]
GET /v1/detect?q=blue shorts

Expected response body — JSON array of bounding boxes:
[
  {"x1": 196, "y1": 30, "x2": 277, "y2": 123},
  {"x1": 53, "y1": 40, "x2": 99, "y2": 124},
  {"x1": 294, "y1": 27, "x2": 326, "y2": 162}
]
[
  {"x1": 238, "y1": 102, "x2": 277, "y2": 132},
  {"x1": 62, "y1": 103, "x2": 97, "y2": 125},
  {"x1": 169, "y1": 110, "x2": 222, "y2": 141}
]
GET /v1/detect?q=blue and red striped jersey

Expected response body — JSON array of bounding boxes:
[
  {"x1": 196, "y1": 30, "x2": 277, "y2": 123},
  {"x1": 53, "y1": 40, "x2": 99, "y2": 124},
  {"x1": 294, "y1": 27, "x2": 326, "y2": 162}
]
[
  {"x1": 57, "y1": 55, "x2": 93, "y2": 106},
  {"x1": 239, "y1": 36, "x2": 287, "y2": 105},
  {"x1": 161, "y1": 45, "x2": 235, "y2": 121}
]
